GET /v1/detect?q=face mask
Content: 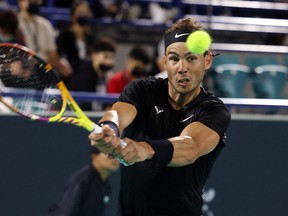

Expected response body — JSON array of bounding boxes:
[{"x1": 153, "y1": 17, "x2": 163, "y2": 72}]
[
  {"x1": 132, "y1": 67, "x2": 146, "y2": 77},
  {"x1": 77, "y1": 16, "x2": 91, "y2": 26},
  {"x1": 27, "y1": 3, "x2": 40, "y2": 15},
  {"x1": 99, "y1": 64, "x2": 113, "y2": 73}
]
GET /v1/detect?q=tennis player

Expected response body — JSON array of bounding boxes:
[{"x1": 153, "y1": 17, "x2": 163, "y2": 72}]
[{"x1": 89, "y1": 17, "x2": 231, "y2": 216}]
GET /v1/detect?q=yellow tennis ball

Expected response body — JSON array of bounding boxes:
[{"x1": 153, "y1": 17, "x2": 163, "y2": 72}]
[{"x1": 186, "y1": 30, "x2": 212, "y2": 54}]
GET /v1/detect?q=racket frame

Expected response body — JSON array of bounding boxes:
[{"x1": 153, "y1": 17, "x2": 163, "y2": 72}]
[{"x1": 0, "y1": 43, "x2": 99, "y2": 133}]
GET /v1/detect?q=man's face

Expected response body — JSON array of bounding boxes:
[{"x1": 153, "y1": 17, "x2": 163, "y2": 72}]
[{"x1": 164, "y1": 42, "x2": 212, "y2": 95}]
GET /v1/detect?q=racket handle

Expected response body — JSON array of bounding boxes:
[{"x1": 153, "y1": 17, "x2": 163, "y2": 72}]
[{"x1": 92, "y1": 123, "x2": 103, "y2": 134}]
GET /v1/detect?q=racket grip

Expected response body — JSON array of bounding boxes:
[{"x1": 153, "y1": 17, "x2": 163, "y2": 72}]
[{"x1": 92, "y1": 123, "x2": 103, "y2": 134}]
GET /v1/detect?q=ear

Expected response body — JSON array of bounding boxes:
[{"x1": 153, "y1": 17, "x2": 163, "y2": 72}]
[
  {"x1": 163, "y1": 55, "x2": 168, "y2": 71},
  {"x1": 204, "y1": 52, "x2": 213, "y2": 70}
]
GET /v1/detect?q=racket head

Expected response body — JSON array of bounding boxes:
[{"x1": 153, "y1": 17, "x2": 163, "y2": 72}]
[{"x1": 0, "y1": 43, "x2": 95, "y2": 132}]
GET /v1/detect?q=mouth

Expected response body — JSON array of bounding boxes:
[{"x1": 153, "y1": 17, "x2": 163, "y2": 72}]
[{"x1": 177, "y1": 78, "x2": 191, "y2": 86}]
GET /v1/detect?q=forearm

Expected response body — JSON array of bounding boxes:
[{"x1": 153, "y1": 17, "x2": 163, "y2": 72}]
[
  {"x1": 167, "y1": 136, "x2": 199, "y2": 167},
  {"x1": 166, "y1": 122, "x2": 220, "y2": 167},
  {"x1": 146, "y1": 136, "x2": 197, "y2": 167},
  {"x1": 147, "y1": 134, "x2": 218, "y2": 167},
  {"x1": 98, "y1": 110, "x2": 119, "y2": 127}
]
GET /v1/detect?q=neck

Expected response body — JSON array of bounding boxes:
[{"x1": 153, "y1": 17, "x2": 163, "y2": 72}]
[
  {"x1": 20, "y1": 11, "x2": 34, "y2": 20},
  {"x1": 168, "y1": 86, "x2": 201, "y2": 110}
]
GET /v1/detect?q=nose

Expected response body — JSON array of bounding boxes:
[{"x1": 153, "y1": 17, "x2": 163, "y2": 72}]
[{"x1": 177, "y1": 59, "x2": 188, "y2": 73}]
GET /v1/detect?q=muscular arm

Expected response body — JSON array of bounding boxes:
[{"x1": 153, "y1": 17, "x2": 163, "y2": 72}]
[
  {"x1": 91, "y1": 102, "x2": 220, "y2": 167},
  {"x1": 99, "y1": 101, "x2": 137, "y2": 134},
  {"x1": 116, "y1": 122, "x2": 219, "y2": 167},
  {"x1": 167, "y1": 122, "x2": 220, "y2": 167}
]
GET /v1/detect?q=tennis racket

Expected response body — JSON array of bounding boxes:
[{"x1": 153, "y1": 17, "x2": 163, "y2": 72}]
[{"x1": 0, "y1": 43, "x2": 127, "y2": 161}]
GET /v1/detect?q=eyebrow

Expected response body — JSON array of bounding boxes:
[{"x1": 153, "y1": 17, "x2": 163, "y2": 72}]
[{"x1": 167, "y1": 51, "x2": 196, "y2": 57}]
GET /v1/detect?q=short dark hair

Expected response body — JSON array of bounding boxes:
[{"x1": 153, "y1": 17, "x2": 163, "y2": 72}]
[
  {"x1": 92, "y1": 37, "x2": 117, "y2": 53},
  {"x1": 0, "y1": 10, "x2": 18, "y2": 35},
  {"x1": 164, "y1": 17, "x2": 203, "y2": 38},
  {"x1": 163, "y1": 17, "x2": 207, "y2": 51},
  {"x1": 129, "y1": 46, "x2": 150, "y2": 64}
]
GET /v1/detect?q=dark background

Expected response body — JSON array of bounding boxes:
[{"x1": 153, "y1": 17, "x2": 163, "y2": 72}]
[{"x1": 0, "y1": 115, "x2": 287, "y2": 216}]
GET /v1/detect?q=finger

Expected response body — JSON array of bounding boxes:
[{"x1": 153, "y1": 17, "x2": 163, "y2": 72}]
[
  {"x1": 115, "y1": 145, "x2": 137, "y2": 166},
  {"x1": 122, "y1": 150, "x2": 138, "y2": 164},
  {"x1": 102, "y1": 125, "x2": 118, "y2": 136},
  {"x1": 104, "y1": 135, "x2": 120, "y2": 148},
  {"x1": 112, "y1": 138, "x2": 129, "y2": 157},
  {"x1": 88, "y1": 132, "x2": 104, "y2": 141},
  {"x1": 120, "y1": 153, "x2": 136, "y2": 166}
]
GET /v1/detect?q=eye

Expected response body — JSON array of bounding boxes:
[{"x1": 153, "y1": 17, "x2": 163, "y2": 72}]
[
  {"x1": 186, "y1": 55, "x2": 197, "y2": 63},
  {"x1": 168, "y1": 55, "x2": 179, "y2": 62}
]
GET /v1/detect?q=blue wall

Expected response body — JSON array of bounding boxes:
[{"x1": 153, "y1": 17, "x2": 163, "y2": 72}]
[
  {"x1": 0, "y1": 115, "x2": 119, "y2": 216},
  {"x1": 0, "y1": 115, "x2": 288, "y2": 216}
]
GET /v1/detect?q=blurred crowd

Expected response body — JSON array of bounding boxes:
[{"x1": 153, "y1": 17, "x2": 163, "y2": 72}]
[
  {"x1": 0, "y1": 0, "x2": 159, "y2": 111},
  {"x1": 0, "y1": 0, "x2": 287, "y2": 113}
]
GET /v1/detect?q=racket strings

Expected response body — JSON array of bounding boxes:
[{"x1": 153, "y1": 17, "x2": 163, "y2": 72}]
[{"x1": 0, "y1": 46, "x2": 63, "y2": 117}]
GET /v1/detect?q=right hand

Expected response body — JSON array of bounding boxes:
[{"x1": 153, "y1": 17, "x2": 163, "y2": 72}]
[{"x1": 89, "y1": 124, "x2": 123, "y2": 156}]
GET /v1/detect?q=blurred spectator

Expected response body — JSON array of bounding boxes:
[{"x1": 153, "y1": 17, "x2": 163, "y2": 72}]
[
  {"x1": 68, "y1": 37, "x2": 117, "y2": 111},
  {"x1": 56, "y1": 0, "x2": 94, "y2": 84},
  {"x1": 150, "y1": 37, "x2": 167, "y2": 78},
  {"x1": 17, "y1": 0, "x2": 72, "y2": 79},
  {"x1": 148, "y1": 2, "x2": 179, "y2": 24},
  {"x1": 48, "y1": 147, "x2": 120, "y2": 216},
  {"x1": 0, "y1": 9, "x2": 25, "y2": 44},
  {"x1": 52, "y1": 0, "x2": 128, "y2": 19},
  {"x1": 88, "y1": 0, "x2": 123, "y2": 18},
  {"x1": 106, "y1": 45, "x2": 150, "y2": 94}
]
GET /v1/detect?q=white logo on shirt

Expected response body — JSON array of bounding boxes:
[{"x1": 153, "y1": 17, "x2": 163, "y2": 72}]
[
  {"x1": 181, "y1": 114, "x2": 194, "y2": 123},
  {"x1": 154, "y1": 106, "x2": 164, "y2": 114}
]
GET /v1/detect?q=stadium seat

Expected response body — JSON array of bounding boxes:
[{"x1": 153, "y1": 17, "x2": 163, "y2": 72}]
[
  {"x1": 212, "y1": 64, "x2": 251, "y2": 98},
  {"x1": 252, "y1": 65, "x2": 288, "y2": 99},
  {"x1": 211, "y1": 53, "x2": 243, "y2": 70},
  {"x1": 244, "y1": 54, "x2": 279, "y2": 69}
]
